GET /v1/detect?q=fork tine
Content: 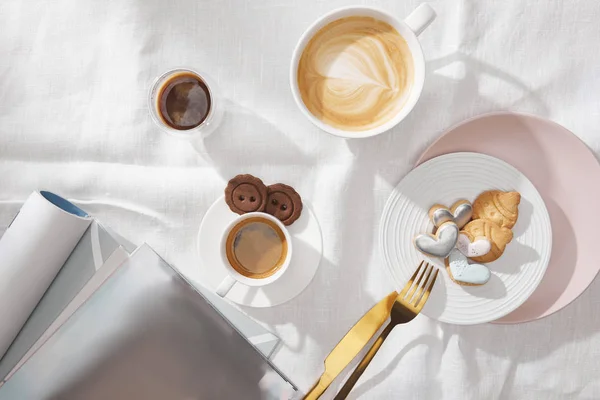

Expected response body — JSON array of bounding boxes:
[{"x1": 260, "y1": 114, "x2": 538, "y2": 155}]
[
  {"x1": 405, "y1": 262, "x2": 428, "y2": 302},
  {"x1": 409, "y1": 263, "x2": 434, "y2": 305},
  {"x1": 399, "y1": 260, "x2": 424, "y2": 298},
  {"x1": 414, "y1": 267, "x2": 439, "y2": 310}
]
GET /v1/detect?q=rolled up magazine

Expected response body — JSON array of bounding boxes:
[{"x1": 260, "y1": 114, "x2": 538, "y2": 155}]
[{"x1": 0, "y1": 191, "x2": 92, "y2": 360}]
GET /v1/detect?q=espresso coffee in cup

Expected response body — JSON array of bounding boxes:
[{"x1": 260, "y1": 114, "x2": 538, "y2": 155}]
[
  {"x1": 149, "y1": 67, "x2": 223, "y2": 139},
  {"x1": 297, "y1": 16, "x2": 414, "y2": 132},
  {"x1": 225, "y1": 216, "x2": 289, "y2": 279},
  {"x1": 216, "y1": 212, "x2": 293, "y2": 297},
  {"x1": 156, "y1": 71, "x2": 211, "y2": 130}
]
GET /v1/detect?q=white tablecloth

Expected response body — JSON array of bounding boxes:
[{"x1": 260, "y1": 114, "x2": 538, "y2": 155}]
[{"x1": 2, "y1": 0, "x2": 600, "y2": 398}]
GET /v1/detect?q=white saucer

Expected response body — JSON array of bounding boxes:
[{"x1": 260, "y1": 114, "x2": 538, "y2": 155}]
[
  {"x1": 379, "y1": 153, "x2": 552, "y2": 325},
  {"x1": 196, "y1": 196, "x2": 323, "y2": 307}
]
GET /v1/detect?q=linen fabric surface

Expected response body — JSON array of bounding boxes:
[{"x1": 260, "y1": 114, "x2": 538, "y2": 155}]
[{"x1": 1, "y1": 0, "x2": 600, "y2": 398}]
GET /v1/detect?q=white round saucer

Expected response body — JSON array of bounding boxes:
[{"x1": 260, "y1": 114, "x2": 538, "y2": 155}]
[{"x1": 196, "y1": 196, "x2": 323, "y2": 307}]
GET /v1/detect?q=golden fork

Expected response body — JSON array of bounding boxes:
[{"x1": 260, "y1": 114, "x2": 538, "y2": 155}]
[{"x1": 333, "y1": 261, "x2": 438, "y2": 400}]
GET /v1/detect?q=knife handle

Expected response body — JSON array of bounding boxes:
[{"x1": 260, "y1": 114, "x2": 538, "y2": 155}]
[
  {"x1": 333, "y1": 323, "x2": 394, "y2": 399},
  {"x1": 304, "y1": 376, "x2": 330, "y2": 400}
]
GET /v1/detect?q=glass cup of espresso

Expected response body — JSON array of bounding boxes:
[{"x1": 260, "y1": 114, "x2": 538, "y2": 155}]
[
  {"x1": 148, "y1": 67, "x2": 223, "y2": 139},
  {"x1": 216, "y1": 212, "x2": 293, "y2": 297}
]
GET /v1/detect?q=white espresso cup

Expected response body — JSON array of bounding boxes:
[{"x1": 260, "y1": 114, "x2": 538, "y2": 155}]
[
  {"x1": 290, "y1": 4, "x2": 436, "y2": 139},
  {"x1": 216, "y1": 212, "x2": 293, "y2": 297}
]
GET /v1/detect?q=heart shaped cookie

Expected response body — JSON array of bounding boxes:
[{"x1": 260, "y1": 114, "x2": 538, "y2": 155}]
[
  {"x1": 428, "y1": 200, "x2": 473, "y2": 229},
  {"x1": 450, "y1": 200, "x2": 473, "y2": 229},
  {"x1": 428, "y1": 205, "x2": 453, "y2": 227},
  {"x1": 456, "y1": 233, "x2": 491, "y2": 258},
  {"x1": 414, "y1": 221, "x2": 459, "y2": 258},
  {"x1": 445, "y1": 248, "x2": 490, "y2": 286}
]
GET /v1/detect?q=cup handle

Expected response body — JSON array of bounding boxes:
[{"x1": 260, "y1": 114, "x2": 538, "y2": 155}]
[
  {"x1": 216, "y1": 275, "x2": 236, "y2": 297},
  {"x1": 404, "y1": 3, "x2": 436, "y2": 36}
]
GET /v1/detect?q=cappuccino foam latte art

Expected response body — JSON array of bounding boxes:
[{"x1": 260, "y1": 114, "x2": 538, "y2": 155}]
[{"x1": 297, "y1": 16, "x2": 414, "y2": 132}]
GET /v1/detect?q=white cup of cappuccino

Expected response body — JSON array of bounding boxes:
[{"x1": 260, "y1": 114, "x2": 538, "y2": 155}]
[
  {"x1": 290, "y1": 4, "x2": 436, "y2": 139},
  {"x1": 216, "y1": 212, "x2": 293, "y2": 297}
]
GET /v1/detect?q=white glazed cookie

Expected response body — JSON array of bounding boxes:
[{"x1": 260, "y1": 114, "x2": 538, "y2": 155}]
[
  {"x1": 445, "y1": 248, "x2": 491, "y2": 286},
  {"x1": 456, "y1": 233, "x2": 491, "y2": 258}
]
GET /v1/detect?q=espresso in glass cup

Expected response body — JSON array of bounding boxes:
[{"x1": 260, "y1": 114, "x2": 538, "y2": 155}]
[{"x1": 149, "y1": 67, "x2": 223, "y2": 139}]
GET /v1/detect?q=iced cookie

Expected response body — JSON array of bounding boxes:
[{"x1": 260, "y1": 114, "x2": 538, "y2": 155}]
[
  {"x1": 265, "y1": 183, "x2": 303, "y2": 226},
  {"x1": 456, "y1": 233, "x2": 491, "y2": 258},
  {"x1": 473, "y1": 190, "x2": 521, "y2": 229},
  {"x1": 449, "y1": 200, "x2": 474, "y2": 229},
  {"x1": 428, "y1": 200, "x2": 473, "y2": 229},
  {"x1": 428, "y1": 204, "x2": 453, "y2": 227},
  {"x1": 445, "y1": 248, "x2": 491, "y2": 286},
  {"x1": 414, "y1": 221, "x2": 459, "y2": 258},
  {"x1": 225, "y1": 174, "x2": 268, "y2": 215},
  {"x1": 461, "y1": 219, "x2": 513, "y2": 263}
]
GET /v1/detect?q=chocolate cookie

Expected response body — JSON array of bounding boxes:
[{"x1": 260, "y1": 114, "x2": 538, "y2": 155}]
[
  {"x1": 225, "y1": 174, "x2": 268, "y2": 215},
  {"x1": 265, "y1": 183, "x2": 303, "y2": 226}
]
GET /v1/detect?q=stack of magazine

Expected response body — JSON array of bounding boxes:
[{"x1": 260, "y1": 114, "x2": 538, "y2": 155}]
[{"x1": 0, "y1": 191, "x2": 297, "y2": 399}]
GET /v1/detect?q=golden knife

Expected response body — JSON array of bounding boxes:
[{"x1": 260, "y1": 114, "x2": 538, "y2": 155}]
[{"x1": 303, "y1": 291, "x2": 398, "y2": 400}]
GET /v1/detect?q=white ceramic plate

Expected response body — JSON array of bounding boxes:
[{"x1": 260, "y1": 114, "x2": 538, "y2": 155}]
[
  {"x1": 379, "y1": 153, "x2": 552, "y2": 325},
  {"x1": 196, "y1": 196, "x2": 323, "y2": 307}
]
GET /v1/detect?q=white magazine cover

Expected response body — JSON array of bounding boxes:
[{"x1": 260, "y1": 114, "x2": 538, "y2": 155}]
[{"x1": 0, "y1": 245, "x2": 298, "y2": 400}]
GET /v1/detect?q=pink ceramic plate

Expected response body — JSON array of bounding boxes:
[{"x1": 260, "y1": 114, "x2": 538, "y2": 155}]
[{"x1": 417, "y1": 112, "x2": 600, "y2": 324}]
